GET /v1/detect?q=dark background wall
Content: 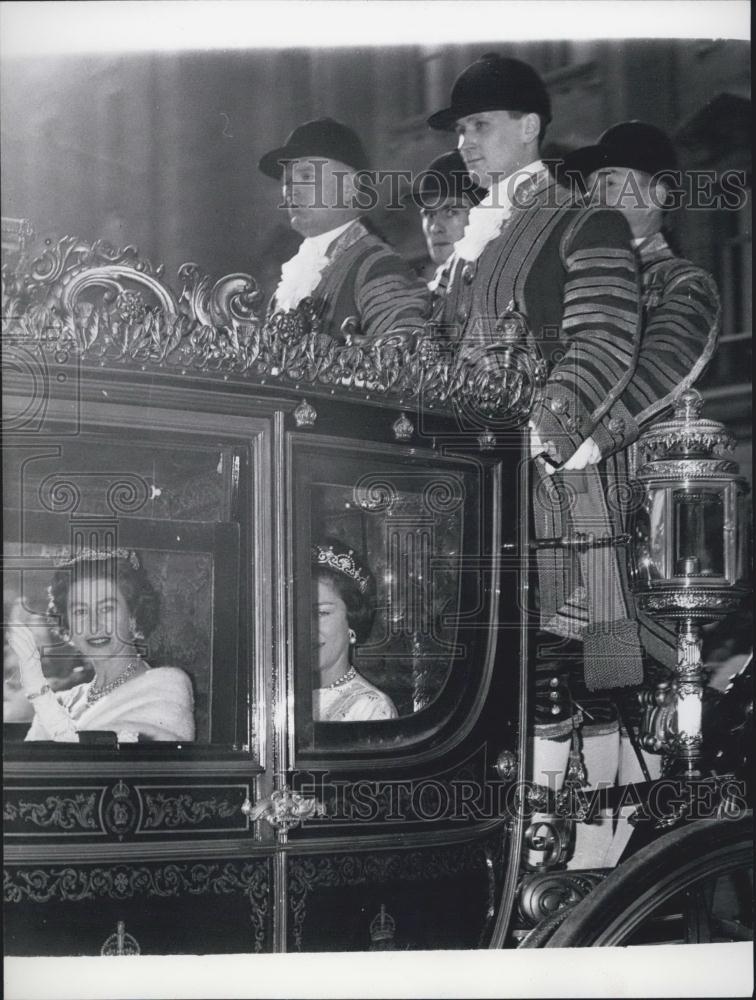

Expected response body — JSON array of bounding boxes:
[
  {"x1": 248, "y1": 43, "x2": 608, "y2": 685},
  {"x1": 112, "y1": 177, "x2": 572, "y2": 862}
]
[{"x1": 1, "y1": 38, "x2": 750, "y2": 466}]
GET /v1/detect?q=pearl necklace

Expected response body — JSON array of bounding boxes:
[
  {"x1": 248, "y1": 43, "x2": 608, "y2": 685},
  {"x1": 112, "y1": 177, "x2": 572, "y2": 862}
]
[
  {"x1": 325, "y1": 666, "x2": 356, "y2": 690},
  {"x1": 86, "y1": 661, "x2": 140, "y2": 705}
]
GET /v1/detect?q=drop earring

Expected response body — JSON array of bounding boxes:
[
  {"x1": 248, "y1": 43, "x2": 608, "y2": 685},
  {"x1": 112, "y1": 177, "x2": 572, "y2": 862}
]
[
  {"x1": 128, "y1": 615, "x2": 144, "y2": 642},
  {"x1": 348, "y1": 629, "x2": 357, "y2": 644}
]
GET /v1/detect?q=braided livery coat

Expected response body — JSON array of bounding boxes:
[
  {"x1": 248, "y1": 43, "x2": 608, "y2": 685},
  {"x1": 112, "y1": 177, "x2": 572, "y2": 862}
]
[
  {"x1": 443, "y1": 181, "x2": 720, "y2": 688},
  {"x1": 272, "y1": 220, "x2": 430, "y2": 342},
  {"x1": 442, "y1": 173, "x2": 645, "y2": 689}
]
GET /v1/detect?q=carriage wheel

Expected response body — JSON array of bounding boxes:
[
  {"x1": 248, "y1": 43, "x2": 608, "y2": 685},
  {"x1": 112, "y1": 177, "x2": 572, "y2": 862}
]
[{"x1": 545, "y1": 813, "x2": 753, "y2": 947}]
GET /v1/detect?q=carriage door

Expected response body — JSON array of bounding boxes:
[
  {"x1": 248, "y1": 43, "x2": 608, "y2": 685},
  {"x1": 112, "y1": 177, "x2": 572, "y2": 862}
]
[{"x1": 255, "y1": 408, "x2": 529, "y2": 953}]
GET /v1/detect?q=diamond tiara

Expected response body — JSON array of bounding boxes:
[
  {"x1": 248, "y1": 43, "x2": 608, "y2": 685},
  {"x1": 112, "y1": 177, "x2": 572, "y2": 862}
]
[
  {"x1": 53, "y1": 547, "x2": 141, "y2": 570},
  {"x1": 312, "y1": 544, "x2": 369, "y2": 593}
]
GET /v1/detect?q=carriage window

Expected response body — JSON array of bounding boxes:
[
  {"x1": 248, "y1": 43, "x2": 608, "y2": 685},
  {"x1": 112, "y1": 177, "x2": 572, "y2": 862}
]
[
  {"x1": 311, "y1": 478, "x2": 463, "y2": 720},
  {"x1": 3, "y1": 438, "x2": 232, "y2": 524},
  {"x1": 294, "y1": 438, "x2": 491, "y2": 753},
  {"x1": 4, "y1": 435, "x2": 243, "y2": 747}
]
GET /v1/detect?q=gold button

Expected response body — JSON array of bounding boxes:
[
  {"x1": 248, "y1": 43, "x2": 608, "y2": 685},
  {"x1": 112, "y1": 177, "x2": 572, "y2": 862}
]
[{"x1": 608, "y1": 416, "x2": 625, "y2": 434}]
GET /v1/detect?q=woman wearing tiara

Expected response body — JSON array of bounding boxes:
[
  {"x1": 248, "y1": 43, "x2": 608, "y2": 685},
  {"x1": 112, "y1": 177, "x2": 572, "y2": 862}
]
[
  {"x1": 7, "y1": 548, "x2": 195, "y2": 742},
  {"x1": 312, "y1": 538, "x2": 398, "y2": 722}
]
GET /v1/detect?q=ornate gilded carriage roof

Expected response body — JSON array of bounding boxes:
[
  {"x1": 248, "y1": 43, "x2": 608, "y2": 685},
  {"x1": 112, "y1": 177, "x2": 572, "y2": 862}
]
[{"x1": 1, "y1": 219, "x2": 543, "y2": 421}]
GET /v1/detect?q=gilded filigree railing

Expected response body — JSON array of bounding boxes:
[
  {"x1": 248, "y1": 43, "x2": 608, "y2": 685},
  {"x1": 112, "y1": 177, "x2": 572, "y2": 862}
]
[{"x1": 1, "y1": 221, "x2": 545, "y2": 418}]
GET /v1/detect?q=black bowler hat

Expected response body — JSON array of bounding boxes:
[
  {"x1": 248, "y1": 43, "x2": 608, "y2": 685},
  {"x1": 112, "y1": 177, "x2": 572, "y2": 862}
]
[
  {"x1": 427, "y1": 53, "x2": 551, "y2": 132},
  {"x1": 562, "y1": 121, "x2": 679, "y2": 180},
  {"x1": 411, "y1": 151, "x2": 487, "y2": 208},
  {"x1": 259, "y1": 117, "x2": 370, "y2": 179}
]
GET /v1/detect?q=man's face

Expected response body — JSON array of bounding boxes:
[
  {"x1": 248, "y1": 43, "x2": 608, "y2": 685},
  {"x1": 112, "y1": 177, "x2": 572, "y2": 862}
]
[
  {"x1": 282, "y1": 157, "x2": 355, "y2": 237},
  {"x1": 586, "y1": 167, "x2": 661, "y2": 238},
  {"x1": 454, "y1": 111, "x2": 531, "y2": 189},
  {"x1": 421, "y1": 197, "x2": 471, "y2": 265}
]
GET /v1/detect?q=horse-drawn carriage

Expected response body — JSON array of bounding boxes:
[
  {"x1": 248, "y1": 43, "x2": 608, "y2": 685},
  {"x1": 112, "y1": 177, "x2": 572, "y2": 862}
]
[{"x1": 2, "y1": 217, "x2": 751, "y2": 955}]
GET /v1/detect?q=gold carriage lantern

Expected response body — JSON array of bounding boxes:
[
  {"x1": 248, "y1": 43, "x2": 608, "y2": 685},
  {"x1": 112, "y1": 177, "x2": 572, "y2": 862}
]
[{"x1": 630, "y1": 389, "x2": 750, "y2": 776}]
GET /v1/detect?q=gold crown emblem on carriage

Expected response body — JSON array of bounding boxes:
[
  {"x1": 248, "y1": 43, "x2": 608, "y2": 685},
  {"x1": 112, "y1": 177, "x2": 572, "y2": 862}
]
[{"x1": 369, "y1": 904, "x2": 396, "y2": 944}]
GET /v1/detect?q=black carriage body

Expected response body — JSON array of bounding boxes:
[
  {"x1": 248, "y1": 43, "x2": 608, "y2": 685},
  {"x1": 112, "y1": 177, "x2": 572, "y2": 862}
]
[
  {"x1": 5, "y1": 227, "x2": 751, "y2": 959},
  {"x1": 3, "y1": 283, "x2": 530, "y2": 955}
]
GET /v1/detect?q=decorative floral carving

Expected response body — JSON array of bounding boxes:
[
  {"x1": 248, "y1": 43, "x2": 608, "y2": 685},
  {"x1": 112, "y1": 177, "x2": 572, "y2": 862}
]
[
  {"x1": 5, "y1": 784, "x2": 249, "y2": 836},
  {"x1": 142, "y1": 792, "x2": 243, "y2": 830},
  {"x1": 2, "y1": 230, "x2": 542, "y2": 418},
  {"x1": 4, "y1": 861, "x2": 270, "y2": 951},
  {"x1": 177, "y1": 263, "x2": 264, "y2": 328},
  {"x1": 642, "y1": 591, "x2": 738, "y2": 613},
  {"x1": 641, "y1": 430, "x2": 735, "y2": 458},
  {"x1": 636, "y1": 459, "x2": 738, "y2": 479},
  {"x1": 287, "y1": 840, "x2": 490, "y2": 951},
  {"x1": 3, "y1": 793, "x2": 99, "y2": 832},
  {"x1": 638, "y1": 390, "x2": 736, "y2": 461},
  {"x1": 114, "y1": 290, "x2": 147, "y2": 324}
]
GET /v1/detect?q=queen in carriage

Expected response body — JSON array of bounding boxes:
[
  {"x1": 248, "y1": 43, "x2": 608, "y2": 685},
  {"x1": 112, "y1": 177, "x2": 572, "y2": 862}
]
[
  {"x1": 8, "y1": 548, "x2": 195, "y2": 743},
  {"x1": 311, "y1": 538, "x2": 397, "y2": 722}
]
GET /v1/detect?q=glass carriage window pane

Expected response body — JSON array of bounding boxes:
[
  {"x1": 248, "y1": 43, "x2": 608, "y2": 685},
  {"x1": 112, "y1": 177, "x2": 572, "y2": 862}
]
[
  {"x1": 310, "y1": 471, "x2": 465, "y2": 721},
  {"x1": 4, "y1": 439, "x2": 243, "y2": 744},
  {"x1": 633, "y1": 488, "x2": 667, "y2": 585},
  {"x1": 673, "y1": 488, "x2": 725, "y2": 577},
  {"x1": 3, "y1": 534, "x2": 236, "y2": 744},
  {"x1": 2, "y1": 438, "x2": 232, "y2": 524},
  {"x1": 735, "y1": 488, "x2": 750, "y2": 584}
]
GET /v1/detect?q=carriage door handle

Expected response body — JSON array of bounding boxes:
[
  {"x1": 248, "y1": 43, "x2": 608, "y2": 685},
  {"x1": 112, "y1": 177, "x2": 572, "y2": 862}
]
[{"x1": 242, "y1": 786, "x2": 326, "y2": 834}]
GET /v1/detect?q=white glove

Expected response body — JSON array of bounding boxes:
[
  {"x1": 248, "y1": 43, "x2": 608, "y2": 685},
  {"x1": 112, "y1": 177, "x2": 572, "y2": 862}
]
[
  {"x1": 562, "y1": 436, "x2": 602, "y2": 471},
  {"x1": 6, "y1": 622, "x2": 47, "y2": 694}
]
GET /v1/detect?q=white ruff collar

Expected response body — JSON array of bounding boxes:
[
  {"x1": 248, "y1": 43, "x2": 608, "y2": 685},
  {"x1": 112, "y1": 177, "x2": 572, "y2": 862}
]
[
  {"x1": 274, "y1": 221, "x2": 353, "y2": 311},
  {"x1": 453, "y1": 160, "x2": 545, "y2": 264}
]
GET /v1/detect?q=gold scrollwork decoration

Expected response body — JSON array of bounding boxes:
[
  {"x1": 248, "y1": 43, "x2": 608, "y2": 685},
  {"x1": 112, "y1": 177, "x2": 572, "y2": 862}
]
[
  {"x1": 4, "y1": 861, "x2": 270, "y2": 952},
  {"x1": 3, "y1": 228, "x2": 543, "y2": 419},
  {"x1": 642, "y1": 591, "x2": 739, "y2": 613},
  {"x1": 178, "y1": 264, "x2": 263, "y2": 327},
  {"x1": 636, "y1": 459, "x2": 739, "y2": 479},
  {"x1": 518, "y1": 870, "x2": 607, "y2": 927},
  {"x1": 3, "y1": 793, "x2": 100, "y2": 832},
  {"x1": 287, "y1": 839, "x2": 491, "y2": 952},
  {"x1": 242, "y1": 787, "x2": 325, "y2": 835},
  {"x1": 142, "y1": 792, "x2": 243, "y2": 830}
]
